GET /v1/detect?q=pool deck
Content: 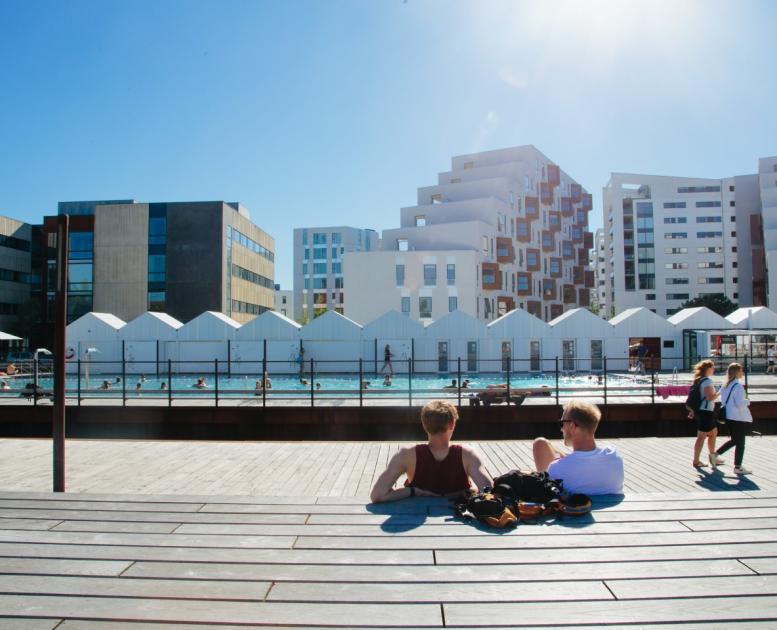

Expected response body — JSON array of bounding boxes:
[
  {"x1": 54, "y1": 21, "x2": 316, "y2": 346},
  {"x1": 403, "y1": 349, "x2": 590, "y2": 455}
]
[{"x1": 1, "y1": 436, "x2": 777, "y2": 627}]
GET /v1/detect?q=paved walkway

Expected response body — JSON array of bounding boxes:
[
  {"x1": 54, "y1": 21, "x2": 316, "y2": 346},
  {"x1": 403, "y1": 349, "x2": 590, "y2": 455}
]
[{"x1": 2, "y1": 436, "x2": 775, "y2": 495}]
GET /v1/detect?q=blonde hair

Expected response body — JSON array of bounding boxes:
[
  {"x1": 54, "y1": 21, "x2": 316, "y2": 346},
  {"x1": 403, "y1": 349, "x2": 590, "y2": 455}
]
[
  {"x1": 724, "y1": 362, "x2": 743, "y2": 388},
  {"x1": 692, "y1": 359, "x2": 715, "y2": 381},
  {"x1": 563, "y1": 399, "x2": 602, "y2": 434},
  {"x1": 421, "y1": 400, "x2": 458, "y2": 435}
]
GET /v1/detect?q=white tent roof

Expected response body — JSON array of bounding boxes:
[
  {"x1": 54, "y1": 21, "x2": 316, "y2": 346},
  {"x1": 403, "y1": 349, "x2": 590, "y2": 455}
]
[
  {"x1": 362, "y1": 310, "x2": 425, "y2": 339},
  {"x1": 177, "y1": 311, "x2": 241, "y2": 340},
  {"x1": 608, "y1": 307, "x2": 677, "y2": 337},
  {"x1": 425, "y1": 309, "x2": 487, "y2": 338},
  {"x1": 726, "y1": 306, "x2": 777, "y2": 329},
  {"x1": 235, "y1": 310, "x2": 302, "y2": 340},
  {"x1": 0, "y1": 331, "x2": 22, "y2": 341},
  {"x1": 67, "y1": 312, "x2": 126, "y2": 341},
  {"x1": 487, "y1": 307, "x2": 551, "y2": 338},
  {"x1": 548, "y1": 308, "x2": 613, "y2": 336},
  {"x1": 667, "y1": 307, "x2": 733, "y2": 330},
  {"x1": 301, "y1": 310, "x2": 362, "y2": 341},
  {"x1": 120, "y1": 312, "x2": 183, "y2": 341}
]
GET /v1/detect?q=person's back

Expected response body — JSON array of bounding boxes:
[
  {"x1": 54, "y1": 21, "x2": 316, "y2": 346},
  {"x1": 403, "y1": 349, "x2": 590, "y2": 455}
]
[
  {"x1": 410, "y1": 443, "x2": 470, "y2": 496},
  {"x1": 547, "y1": 444, "x2": 623, "y2": 495}
]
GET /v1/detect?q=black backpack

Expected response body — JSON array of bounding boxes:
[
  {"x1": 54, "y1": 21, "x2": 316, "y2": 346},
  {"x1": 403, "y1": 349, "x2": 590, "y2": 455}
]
[
  {"x1": 492, "y1": 470, "x2": 563, "y2": 504},
  {"x1": 686, "y1": 378, "x2": 703, "y2": 411}
]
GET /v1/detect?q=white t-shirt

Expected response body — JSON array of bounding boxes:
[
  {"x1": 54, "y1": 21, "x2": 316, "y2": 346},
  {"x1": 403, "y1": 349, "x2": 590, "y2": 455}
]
[{"x1": 547, "y1": 444, "x2": 624, "y2": 495}]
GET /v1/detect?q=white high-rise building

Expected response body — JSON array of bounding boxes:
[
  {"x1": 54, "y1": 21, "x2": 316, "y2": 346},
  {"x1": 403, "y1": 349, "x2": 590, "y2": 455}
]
[
  {"x1": 293, "y1": 226, "x2": 379, "y2": 322},
  {"x1": 758, "y1": 157, "x2": 777, "y2": 306},
  {"x1": 603, "y1": 160, "x2": 776, "y2": 318},
  {"x1": 591, "y1": 228, "x2": 607, "y2": 318},
  {"x1": 344, "y1": 146, "x2": 594, "y2": 324}
]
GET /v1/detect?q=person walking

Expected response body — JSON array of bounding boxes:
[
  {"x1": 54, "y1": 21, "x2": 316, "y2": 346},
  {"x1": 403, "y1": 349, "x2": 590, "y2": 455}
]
[
  {"x1": 713, "y1": 363, "x2": 753, "y2": 475},
  {"x1": 687, "y1": 359, "x2": 722, "y2": 469},
  {"x1": 380, "y1": 344, "x2": 394, "y2": 376}
]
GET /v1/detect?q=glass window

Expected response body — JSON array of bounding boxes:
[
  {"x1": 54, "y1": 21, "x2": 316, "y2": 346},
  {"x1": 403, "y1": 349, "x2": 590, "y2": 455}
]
[
  {"x1": 396, "y1": 264, "x2": 405, "y2": 287},
  {"x1": 398, "y1": 239, "x2": 408, "y2": 252},
  {"x1": 148, "y1": 291, "x2": 165, "y2": 311},
  {"x1": 302, "y1": 229, "x2": 307, "y2": 245},
  {"x1": 331, "y1": 232, "x2": 342, "y2": 244},
  {"x1": 419, "y1": 297, "x2": 432, "y2": 318},
  {"x1": 423, "y1": 264, "x2": 436, "y2": 286},
  {"x1": 415, "y1": 215, "x2": 427, "y2": 227},
  {"x1": 448, "y1": 296, "x2": 458, "y2": 312},
  {"x1": 302, "y1": 263, "x2": 308, "y2": 274},
  {"x1": 313, "y1": 262, "x2": 327, "y2": 274},
  {"x1": 447, "y1": 264, "x2": 455, "y2": 285},
  {"x1": 69, "y1": 231, "x2": 93, "y2": 260},
  {"x1": 332, "y1": 262, "x2": 342, "y2": 274},
  {"x1": 313, "y1": 278, "x2": 327, "y2": 289},
  {"x1": 335, "y1": 277, "x2": 344, "y2": 288},
  {"x1": 517, "y1": 275, "x2": 529, "y2": 291},
  {"x1": 68, "y1": 262, "x2": 93, "y2": 291},
  {"x1": 401, "y1": 296, "x2": 410, "y2": 315},
  {"x1": 313, "y1": 233, "x2": 327, "y2": 244}
]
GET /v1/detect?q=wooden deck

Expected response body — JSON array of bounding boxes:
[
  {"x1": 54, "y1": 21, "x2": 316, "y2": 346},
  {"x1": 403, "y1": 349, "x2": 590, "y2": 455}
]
[{"x1": 1, "y1": 437, "x2": 777, "y2": 626}]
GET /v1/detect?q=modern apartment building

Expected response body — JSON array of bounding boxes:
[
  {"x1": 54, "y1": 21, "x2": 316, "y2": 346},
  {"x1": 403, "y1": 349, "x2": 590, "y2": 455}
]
[
  {"x1": 758, "y1": 157, "x2": 777, "y2": 306},
  {"x1": 603, "y1": 160, "x2": 776, "y2": 318},
  {"x1": 36, "y1": 200, "x2": 275, "y2": 325},
  {"x1": 293, "y1": 226, "x2": 378, "y2": 322},
  {"x1": 591, "y1": 228, "x2": 607, "y2": 318},
  {"x1": 274, "y1": 284, "x2": 294, "y2": 320},
  {"x1": 0, "y1": 216, "x2": 32, "y2": 333},
  {"x1": 344, "y1": 145, "x2": 594, "y2": 324}
]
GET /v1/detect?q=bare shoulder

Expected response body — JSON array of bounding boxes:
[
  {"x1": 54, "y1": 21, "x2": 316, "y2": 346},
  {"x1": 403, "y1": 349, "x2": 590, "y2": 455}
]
[{"x1": 459, "y1": 445, "x2": 482, "y2": 462}]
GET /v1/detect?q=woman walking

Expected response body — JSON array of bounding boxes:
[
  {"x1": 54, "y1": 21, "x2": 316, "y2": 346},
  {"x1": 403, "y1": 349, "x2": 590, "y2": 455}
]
[
  {"x1": 713, "y1": 363, "x2": 753, "y2": 475},
  {"x1": 687, "y1": 359, "x2": 722, "y2": 468}
]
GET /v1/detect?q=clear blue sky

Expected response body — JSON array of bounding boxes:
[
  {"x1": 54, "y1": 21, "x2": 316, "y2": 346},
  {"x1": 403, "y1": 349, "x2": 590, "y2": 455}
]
[{"x1": 1, "y1": 0, "x2": 775, "y2": 288}]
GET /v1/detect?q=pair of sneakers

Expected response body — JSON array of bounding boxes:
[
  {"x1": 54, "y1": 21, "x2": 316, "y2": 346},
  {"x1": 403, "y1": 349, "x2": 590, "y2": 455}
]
[{"x1": 709, "y1": 452, "x2": 752, "y2": 474}]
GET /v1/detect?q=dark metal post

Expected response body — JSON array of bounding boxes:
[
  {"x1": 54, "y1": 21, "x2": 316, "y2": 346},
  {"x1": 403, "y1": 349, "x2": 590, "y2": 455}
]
[
  {"x1": 457, "y1": 357, "x2": 462, "y2": 409},
  {"x1": 744, "y1": 355, "x2": 749, "y2": 391},
  {"x1": 167, "y1": 359, "x2": 172, "y2": 407},
  {"x1": 310, "y1": 358, "x2": 314, "y2": 408},
  {"x1": 554, "y1": 356, "x2": 559, "y2": 406},
  {"x1": 651, "y1": 364, "x2": 655, "y2": 405},
  {"x1": 506, "y1": 355, "x2": 511, "y2": 405},
  {"x1": 215, "y1": 359, "x2": 219, "y2": 407},
  {"x1": 227, "y1": 340, "x2": 231, "y2": 378},
  {"x1": 33, "y1": 358, "x2": 39, "y2": 407},
  {"x1": 603, "y1": 356, "x2": 608, "y2": 408},
  {"x1": 76, "y1": 358, "x2": 81, "y2": 406},
  {"x1": 52, "y1": 214, "x2": 68, "y2": 492},
  {"x1": 359, "y1": 358, "x2": 363, "y2": 408},
  {"x1": 262, "y1": 339, "x2": 267, "y2": 408},
  {"x1": 374, "y1": 338, "x2": 378, "y2": 376},
  {"x1": 411, "y1": 338, "x2": 415, "y2": 374},
  {"x1": 121, "y1": 340, "x2": 126, "y2": 406},
  {"x1": 156, "y1": 339, "x2": 160, "y2": 378},
  {"x1": 408, "y1": 358, "x2": 413, "y2": 408}
]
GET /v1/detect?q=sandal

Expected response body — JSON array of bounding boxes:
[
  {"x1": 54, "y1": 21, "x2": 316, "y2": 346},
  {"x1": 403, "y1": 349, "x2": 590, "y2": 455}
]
[{"x1": 693, "y1": 461, "x2": 708, "y2": 468}]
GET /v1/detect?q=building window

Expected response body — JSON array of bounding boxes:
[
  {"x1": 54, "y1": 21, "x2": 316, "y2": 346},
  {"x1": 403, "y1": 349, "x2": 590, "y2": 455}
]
[
  {"x1": 313, "y1": 233, "x2": 327, "y2": 244},
  {"x1": 663, "y1": 202, "x2": 686, "y2": 209},
  {"x1": 147, "y1": 255, "x2": 166, "y2": 282},
  {"x1": 696, "y1": 201, "x2": 722, "y2": 208},
  {"x1": 698, "y1": 246, "x2": 722, "y2": 253},
  {"x1": 415, "y1": 215, "x2": 427, "y2": 227},
  {"x1": 678, "y1": 186, "x2": 721, "y2": 193},
  {"x1": 698, "y1": 277, "x2": 725, "y2": 284},
  {"x1": 396, "y1": 264, "x2": 405, "y2": 287},
  {"x1": 302, "y1": 229, "x2": 308, "y2": 245},
  {"x1": 419, "y1": 297, "x2": 432, "y2": 318},
  {"x1": 666, "y1": 278, "x2": 689, "y2": 285},
  {"x1": 148, "y1": 291, "x2": 165, "y2": 311},
  {"x1": 431, "y1": 193, "x2": 441, "y2": 203},
  {"x1": 313, "y1": 247, "x2": 327, "y2": 259},
  {"x1": 332, "y1": 262, "x2": 342, "y2": 274},
  {"x1": 664, "y1": 232, "x2": 687, "y2": 239},
  {"x1": 696, "y1": 216, "x2": 722, "y2": 223},
  {"x1": 398, "y1": 238, "x2": 408, "y2": 252},
  {"x1": 313, "y1": 278, "x2": 327, "y2": 289},
  {"x1": 334, "y1": 277, "x2": 344, "y2": 288},
  {"x1": 666, "y1": 293, "x2": 690, "y2": 300},
  {"x1": 697, "y1": 232, "x2": 722, "y2": 238},
  {"x1": 448, "y1": 296, "x2": 458, "y2": 312},
  {"x1": 401, "y1": 297, "x2": 410, "y2": 315},
  {"x1": 331, "y1": 232, "x2": 342, "y2": 244},
  {"x1": 664, "y1": 217, "x2": 687, "y2": 224},
  {"x1": 424, "y1": 264, "x2": 436, "y2": 286},
  {"x1": 698, "y1": 262, "x2": 724, "y2": 269},
  {"x1": 313, "y1": 262, "x2": 327, "y2": 274},
  {"x1": 665, "y1": 263, "x2": 688, "y2": 269},
  {"x1": 447, "y1": 264, "x2": 455, "y2": 286}
]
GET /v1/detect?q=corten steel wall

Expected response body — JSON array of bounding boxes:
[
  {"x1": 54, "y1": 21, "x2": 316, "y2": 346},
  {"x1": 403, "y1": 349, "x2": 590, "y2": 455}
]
[
  {"x1": 165, "y1": 202, "x2": 224, "y2": 322},
  {"x1": 2, "y1": 403, "x2": 776, "y2": 441}
]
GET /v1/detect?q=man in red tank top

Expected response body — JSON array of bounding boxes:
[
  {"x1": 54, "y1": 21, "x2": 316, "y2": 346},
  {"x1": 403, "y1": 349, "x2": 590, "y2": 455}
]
[{"x1": 370, "y1": 400, "x2": 492, "y2": 503}]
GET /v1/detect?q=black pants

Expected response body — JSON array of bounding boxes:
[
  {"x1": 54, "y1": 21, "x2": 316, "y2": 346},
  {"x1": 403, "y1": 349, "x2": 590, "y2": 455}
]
[{"x1": 716, "y1": 420, "x2": 749, "y2": 467}]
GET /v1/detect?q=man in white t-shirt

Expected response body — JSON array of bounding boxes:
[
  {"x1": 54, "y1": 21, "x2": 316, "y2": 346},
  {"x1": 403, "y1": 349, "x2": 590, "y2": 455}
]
[{"x1": 533, "y1": 400, "x2": 624, "y2": 495}]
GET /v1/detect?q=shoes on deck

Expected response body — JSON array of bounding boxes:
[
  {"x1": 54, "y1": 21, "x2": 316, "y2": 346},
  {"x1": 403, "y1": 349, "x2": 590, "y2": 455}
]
[
  {"x1": 709, "y1": 452, "x2": 724, "y2": 468},
  {"x1": 693, "y1": 461, "x2": 708, "y2": 468},
  {"x1": 733, "y1": 466, "x2": 752, "y2": 475}
]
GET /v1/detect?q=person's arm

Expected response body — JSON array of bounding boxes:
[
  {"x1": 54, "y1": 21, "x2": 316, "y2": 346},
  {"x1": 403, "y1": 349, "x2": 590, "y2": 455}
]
[
  {"x1": 462, "y1": 447, "x2": 493, "y2": 490},
  {"x1": 703, "y1": 379, "x2": 717, "y2": 402},
  {"x1": 370, "y1": 448, "x2": 414, "y2": 503}
]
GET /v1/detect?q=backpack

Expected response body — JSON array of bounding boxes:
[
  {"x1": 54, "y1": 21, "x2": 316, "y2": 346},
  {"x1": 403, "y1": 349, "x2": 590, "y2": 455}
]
[
  {"x1": 686, "y1": 378, "x2": 703, "y2": 412},
  {"x1": 453, "y1": 489, "x2": 518, "y2": 528},
  {"x1": 492, "y1": 470, "x2": 563, "y2": 504}
]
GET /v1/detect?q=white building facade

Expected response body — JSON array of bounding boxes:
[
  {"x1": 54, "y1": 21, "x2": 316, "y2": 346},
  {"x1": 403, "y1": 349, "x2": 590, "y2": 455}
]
[
  {"x1": 344, "y1": 146, "x2": 594, "y2": 324},
  {"x1": 273, "y1": 285, "x2": 294, "y2": 320},
  {"x1": 592, "y1": 228, "x2": 607, "y2": 318},
  {"x1": 293, "y1": 226, "x2": 379, "y2": 323},
  {"x1": 758, "y1": 157, "x2": 777, "y2": 306}
]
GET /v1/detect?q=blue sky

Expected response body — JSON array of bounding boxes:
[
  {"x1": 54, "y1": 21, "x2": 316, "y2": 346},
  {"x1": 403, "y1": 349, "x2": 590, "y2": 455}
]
[{"x1": 1, "y1": 0, "x2": 775, "y2": 288}]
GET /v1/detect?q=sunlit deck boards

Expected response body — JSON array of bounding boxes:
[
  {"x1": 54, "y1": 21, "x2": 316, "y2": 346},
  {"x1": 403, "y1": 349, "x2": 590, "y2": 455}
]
[{"x1": 0, "y1": 489, "x2": 776, "y2": 627}]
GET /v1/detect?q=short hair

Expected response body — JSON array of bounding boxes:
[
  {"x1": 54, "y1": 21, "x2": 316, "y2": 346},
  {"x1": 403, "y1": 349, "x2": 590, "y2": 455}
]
[
  {"x1": 563, "y1": 399, "x2": 601, "y2": 434},
  {"x1": 421, "y1": 400, "x2": 458, "y2": 435}
]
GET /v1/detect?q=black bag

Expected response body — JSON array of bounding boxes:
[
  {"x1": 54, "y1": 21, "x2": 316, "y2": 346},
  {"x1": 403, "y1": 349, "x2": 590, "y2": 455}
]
[
  {"x1": 492, "y1": 470, "x2": 563, "y2": 504},
  {"x1": 686, "y1": 378, "x2": 702, "y2": 412},
  {"x1": 453, "y1": 488, "x2": 517, "y2": 528},
  {"x1": 717, "y1": 382, "x2": 738, "y2": 423}
]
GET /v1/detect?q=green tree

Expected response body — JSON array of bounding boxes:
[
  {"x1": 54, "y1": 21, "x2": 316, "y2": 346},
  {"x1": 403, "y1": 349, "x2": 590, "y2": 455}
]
[{"x1": 680, "y1": 293, "x2": 737, "y2": 317}]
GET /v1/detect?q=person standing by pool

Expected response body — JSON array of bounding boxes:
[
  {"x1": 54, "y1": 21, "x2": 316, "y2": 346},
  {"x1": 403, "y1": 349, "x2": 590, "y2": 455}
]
[
  {"x1": 380, "y1": 344, "x2": 394, "y2": 376},
  {"x1": 767, "y1": 346, "x2": 776, "y2": 374},
  {"x1": 296, "y1": 345, "x2": 306, "y2": 380},
  {"x1": 713, "y1": 363, "x2": 753, "y2": 475},
  {"x1": 370, "y1": 400, "x2": 492, "y2": 503},
  {"x1": 687, "y1": 359, "x2": 721, "y2": 469}
]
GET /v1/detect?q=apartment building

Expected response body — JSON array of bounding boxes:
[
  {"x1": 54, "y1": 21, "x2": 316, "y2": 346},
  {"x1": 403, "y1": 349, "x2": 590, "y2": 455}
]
[
  {"x1": 36, "y1": 200, "x2": 275, "y2": 325},
  {"x1": 0, "y1": 216, "x2": 32, "y2": 333},
  {"x1": 274, "y1": 284, "x2": 294, "y2": 319},
  {"x1": 293, "y1": 226, "x2": 378, "y2": 322},
  {"x1": 591, "y1": 228, "x2": 607, "y2": 318},
  {"x1": 344, "y1": 145, "x2": 594, "y2": 324},
  {"x1": 759, "y1": 157, "x2": 777, "y2": 306},
  {"x1": 602, "y1": 163, "x2": 773, "y2": 318}
]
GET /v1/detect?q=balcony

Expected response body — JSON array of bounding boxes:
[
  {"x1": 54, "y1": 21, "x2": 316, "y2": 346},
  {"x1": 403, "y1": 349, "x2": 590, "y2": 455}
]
[
  {"x1": 525, "y1": 300, "x2": 542, "y2": 319},
  {"x1": 547, "y1": 164, "x2": 560, "y2": 187},
  {"x1": 525, "y1": 196, "x2": 539, "y2": 219},
  {"x1": 584, "y1": 231, "x2": 594, "y2": 249},
  {"x1": 563, "y1": 283, "x2": 576, "y2": 304},
  {"x1": 585, "y1": 270, "x2": 595, "y2": 288},
  {"x1": 526, "y1": 248, "x2": 541, "y2": 272},
  {"x1": 515, "y1": 218, "x2": 532, "y2": 242},
  {"x1": 543, "y1": 279, "x2": 557, "y2": 301},
  {"x1": 560, "y1": 197, "x2": 573, "y2": 217},
  {"x1": 582, "y1": 193, "x2": 592, "y2": 210},
  {"x1": 482, "y1": 262, "x2": 501, "y2": 290},
  {"x1": 497, "y1": 296, "x2": 515, "y2": 315},
  {"x1": 550, "y1": 303, "x2": 564, "y2": 320},
  {"x1": 571, "y1": 184, "x2": 582, "y2": 203},
  {"x1": 496, "y1": 237, "x2": 515, "y2": 263},
  {"x1": 572, "y1": 266, "x2": 584, "y2": 285},
  {"x1": 562, "y1": 240, "x2": 575, "y2": 260},
  {"x1": 578, "y1": 287, "x2": 590, "y2": 307},
  {"x1": 548, "y1": 211, "x2": 561, "y2": 233},
  {"x1": 549, "y1": 257, "x2": 563, "y2": 278},
  {"x1": 540, "y1": 182, "x2": 554, "y2": 206},
  {"x1": 577, "y1": 248, "x2": 588, "y2": 266},
  {"x1": 541, "y1": 230, "x2": 555, "y2": 252},
  {"x1": 516, "y1": 272, "x2": 533, "y2": 296}
]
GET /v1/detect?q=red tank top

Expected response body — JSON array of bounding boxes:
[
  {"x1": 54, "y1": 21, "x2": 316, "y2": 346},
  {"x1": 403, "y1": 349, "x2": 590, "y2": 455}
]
[{"x1": 407, "y1": 444, "x2": 471, "y2": 495}]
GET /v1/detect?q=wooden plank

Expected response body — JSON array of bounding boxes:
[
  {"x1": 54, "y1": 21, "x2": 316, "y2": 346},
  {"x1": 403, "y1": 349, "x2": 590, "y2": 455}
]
[
  {"x1": 607, "y1": 574, "x2": 777, "y2": 600},
  {"x1": 0, "y1": 620, "x2": 61, "y2": 630},
  {"x1": 267, "y1": 579, "x2": 613, "y2": 603},
  {"x1": 443, "y1": 596, "x2": 777, "y2": 626},
  {"x1": 125, "y1": 558, "x2": 751, "y2": 583},
  {"x1": 0, "y1": 542, "x2": 434, "y2": 565},
  {"x1": 739, "y1": 558, "x2": 777, "y2": 575},
  {"x1": 294, "y1": 528, "x2": 777, "y2": 550},
  {"x1": 0, "y1": 499, "x2": 204, "y2": 513},
  {"x1": 0, "y1": 530, "x2": 295, "y2": 549},
  {"x1": 0, "y1": 575, "x2": 272, "y2": 601},
  {"x1": 198, "y1": 502, "x2": 432, "y2": 515},
  {"x1": 0, "y1": 596, "x2": 443, "y2": 627},
  {"x1": 0, "y1": 508, "x2": 308, "y2": 525},
  {"x1": 682, "y1": 517, "x2": 777, "y2": 531},
  {"x1": 0, "y1": 558, "x2": 130, "y2": 576},
  {"x1": 0, "y1": 519, "x2": 61, "y2": 531},
  {"x1": 51, "y1": 520, "x2": 180, "y2": 534},
  {"x1": 58, "y1": 623, "x2": 425, "y2": 630}
]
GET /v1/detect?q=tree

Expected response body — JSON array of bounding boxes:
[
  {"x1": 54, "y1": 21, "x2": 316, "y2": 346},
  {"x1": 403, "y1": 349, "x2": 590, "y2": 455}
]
[{"x1": 680, "y1": 293, "x2": 737, "y2": 317}]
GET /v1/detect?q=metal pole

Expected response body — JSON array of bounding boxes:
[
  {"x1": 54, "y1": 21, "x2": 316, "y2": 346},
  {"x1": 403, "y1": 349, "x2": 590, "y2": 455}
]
[
  {"x1": 651, "y1": 363, "x2": 655, "y2": 405},
  {"x1": 506, "y1": 355, "x2": 511, "y2": 406},
  {"x1": 457, "y1": 357, "x2": 462, "y2": 409},
  {"x1": 122, "y1": 341, "x2": 126, "y2": 406},
  {"x1": 76, "y1": 358, "x2": 81, "y2": 406},
  {"x1": 411, "y1": 338, "x2": 415, "y2": 374},
  {"x1": 52, "y1": 214, "x2": 68, "y2": 492},
  {"x1": 408, "y1": 358, "x2": 413, "y2": 408},
  {"x1": 33, "y1": 358, "x2": 38, "y2": 408},
  {"x1": 359, "y1": 358, "x2": 363, "y2": 408},
  {"x1": 554, "y1": 356, "x2": 559, "y2": 406},
  {"x1": 262, "y1": 339, "x2": 267, "y2": 409},
  {"x1": 744, "y1": 355, "x2": 749, "y2": 391},
  {"x1": 603, "y1": 356, "x2": 608, "y2": 408},
  {"x1": 167, "y1": 359, "x2": 172, "y2": 407},
  {"x1": 374, "y1": 338, "x2": 378, "y2": 376},
  {"x1": 215, "y1": 359, "x2": 219, "y2": 408},
  {"x1": 156, "y1": 339, "x2": 160, "y2": 378},
  {"x1": 310, "y1": 358, "x2": 314, "y2": 408},
  {"x1": 227, "y1": 340, "x2": 231, "y2": 378}
]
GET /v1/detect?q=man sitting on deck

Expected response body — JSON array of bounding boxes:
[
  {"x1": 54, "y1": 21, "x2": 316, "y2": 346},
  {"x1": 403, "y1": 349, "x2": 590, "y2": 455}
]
[
  {"x1": 370, "y1": 400, "x2": 492, "y2": 503},
  {"x1": 532, "y1": 400, "x2": 624, "y2": 495}
]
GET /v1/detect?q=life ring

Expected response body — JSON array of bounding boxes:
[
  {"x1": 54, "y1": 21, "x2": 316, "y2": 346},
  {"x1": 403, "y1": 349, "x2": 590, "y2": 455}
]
[{"x1": 65, "y1": 347, "x2": 75, "y2": 360}]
